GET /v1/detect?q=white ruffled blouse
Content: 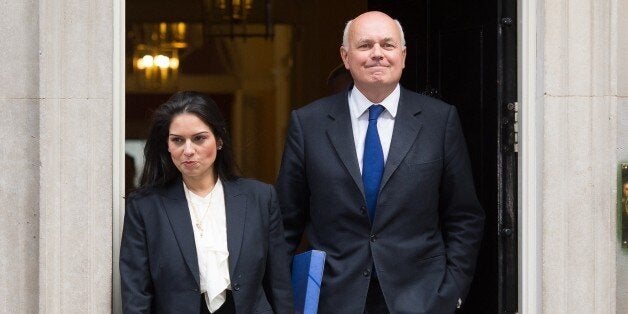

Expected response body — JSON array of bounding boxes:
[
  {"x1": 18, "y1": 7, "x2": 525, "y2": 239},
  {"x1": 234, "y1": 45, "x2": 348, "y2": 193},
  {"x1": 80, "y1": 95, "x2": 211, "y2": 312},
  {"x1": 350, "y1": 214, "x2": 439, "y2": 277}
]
[{"x1": 183, "y1": 179, "x2": 230, "y2": 313}]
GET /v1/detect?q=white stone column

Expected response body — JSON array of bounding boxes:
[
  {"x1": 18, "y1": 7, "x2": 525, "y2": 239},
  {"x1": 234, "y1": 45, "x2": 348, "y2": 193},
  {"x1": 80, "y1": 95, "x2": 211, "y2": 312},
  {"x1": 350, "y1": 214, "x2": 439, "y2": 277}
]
[
  {"x1": 0, "y1": 0, "x2": 40, "y2": 312},
  {"x1": 38, "y1": 0, "x2": 113, "y2": 312},
  {"x1": 540, "y1": 0, "x2": 618, "y2": 313},
  {"x1": 616, "y1": 0, "x2": 628, "y2": 312}
]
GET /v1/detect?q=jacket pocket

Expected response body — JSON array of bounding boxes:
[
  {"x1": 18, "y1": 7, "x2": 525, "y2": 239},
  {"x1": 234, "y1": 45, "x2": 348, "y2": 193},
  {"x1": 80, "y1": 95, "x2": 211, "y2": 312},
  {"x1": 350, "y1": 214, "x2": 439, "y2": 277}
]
[
  {"x1": 406, "y1": 158, "x2": 443, "y2": 167},
  {"x1": 417, "y1": 252, "x2": 446, "y2": 265}
]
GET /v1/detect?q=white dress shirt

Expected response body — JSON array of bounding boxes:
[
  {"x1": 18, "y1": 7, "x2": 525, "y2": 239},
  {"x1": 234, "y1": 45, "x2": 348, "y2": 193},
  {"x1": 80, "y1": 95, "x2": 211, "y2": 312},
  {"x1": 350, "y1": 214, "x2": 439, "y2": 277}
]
[
  {"x1": 348, "y1": 84, "x2": 400, "y2": 173},
  {"x1": 183, "y1": 179, "x2": 230, "y2": 313}
]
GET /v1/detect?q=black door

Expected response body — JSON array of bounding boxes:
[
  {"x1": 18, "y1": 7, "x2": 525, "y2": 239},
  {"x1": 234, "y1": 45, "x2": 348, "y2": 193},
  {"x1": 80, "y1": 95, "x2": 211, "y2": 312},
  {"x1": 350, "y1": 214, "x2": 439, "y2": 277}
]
[{"x1": 368, "y1": 1, "x2": 518, "y2": 313}]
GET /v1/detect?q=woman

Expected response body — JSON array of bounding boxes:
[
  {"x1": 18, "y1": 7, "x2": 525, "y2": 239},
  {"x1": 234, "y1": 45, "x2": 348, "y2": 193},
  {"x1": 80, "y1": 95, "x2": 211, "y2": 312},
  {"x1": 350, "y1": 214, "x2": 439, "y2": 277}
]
[{"x1": 120, "y1": 91, "x2": 294, "y2": 313}]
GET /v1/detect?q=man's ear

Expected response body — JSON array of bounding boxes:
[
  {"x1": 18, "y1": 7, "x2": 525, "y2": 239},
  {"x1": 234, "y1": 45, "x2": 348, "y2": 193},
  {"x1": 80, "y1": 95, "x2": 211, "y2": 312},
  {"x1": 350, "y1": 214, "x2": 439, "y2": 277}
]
[
  {"x1": 401, "y1": 46, "x2": 407, "y2": 69},
  {"x1": 340, "y1": 46, "x2": 350, "y2": 69}
]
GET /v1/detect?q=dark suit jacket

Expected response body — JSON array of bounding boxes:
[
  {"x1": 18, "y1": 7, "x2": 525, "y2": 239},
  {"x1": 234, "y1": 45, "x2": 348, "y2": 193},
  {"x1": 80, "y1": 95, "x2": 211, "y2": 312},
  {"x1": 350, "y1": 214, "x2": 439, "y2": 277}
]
[
  {"x1": 276, "y1": 87, "x2": 485, "y2": 313},
  {"x1": 120, "y1": 178, "x2": 294, "y2": 314}
]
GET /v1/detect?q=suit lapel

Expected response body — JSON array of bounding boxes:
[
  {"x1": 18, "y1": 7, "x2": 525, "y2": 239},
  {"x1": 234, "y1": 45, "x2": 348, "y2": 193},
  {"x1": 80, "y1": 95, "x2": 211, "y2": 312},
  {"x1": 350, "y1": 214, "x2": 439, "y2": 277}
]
[
  {"x1": 380, "y1": 89, "x2": 423, "y2": 190},
  {"x1": 326, "y1": 92, "x2": 365, "y2": 196},
  {"x1": 222, "y1": 180, "x2": 246, "y2": 275},
  {"x1": 160, "y1": 181, "x2": 200, "y2": 287}
]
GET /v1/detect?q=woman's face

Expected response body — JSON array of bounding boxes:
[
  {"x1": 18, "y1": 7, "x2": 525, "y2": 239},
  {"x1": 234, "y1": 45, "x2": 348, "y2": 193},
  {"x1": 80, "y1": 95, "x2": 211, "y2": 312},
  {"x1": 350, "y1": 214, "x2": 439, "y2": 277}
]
[{"x1": 167, "y1": 113, "x2": 221, "y2": 181}]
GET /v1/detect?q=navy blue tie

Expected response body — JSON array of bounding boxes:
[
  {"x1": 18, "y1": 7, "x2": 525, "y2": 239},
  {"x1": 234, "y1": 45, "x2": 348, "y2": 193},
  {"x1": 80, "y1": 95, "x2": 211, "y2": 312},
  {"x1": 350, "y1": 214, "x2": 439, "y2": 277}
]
[{"x1": 362, "y1": 105, "x2": 385, "y2": 223}]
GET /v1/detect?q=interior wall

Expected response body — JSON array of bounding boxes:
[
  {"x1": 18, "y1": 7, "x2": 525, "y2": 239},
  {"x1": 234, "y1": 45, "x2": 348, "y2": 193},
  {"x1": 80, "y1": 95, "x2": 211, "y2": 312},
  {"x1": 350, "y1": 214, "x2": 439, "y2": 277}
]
[
  {"x1": 125, "y1": 1, "x2": 366, "y2": 183},
  {"x1": 225, "y1": 24, "x2": 293, "y2": 182},
  {"x1": 283, "y1": 1, "x2": 367, "y2": 107},
  {"x1": 125, "y1": 24, "x2": 292, "y2": 183}
]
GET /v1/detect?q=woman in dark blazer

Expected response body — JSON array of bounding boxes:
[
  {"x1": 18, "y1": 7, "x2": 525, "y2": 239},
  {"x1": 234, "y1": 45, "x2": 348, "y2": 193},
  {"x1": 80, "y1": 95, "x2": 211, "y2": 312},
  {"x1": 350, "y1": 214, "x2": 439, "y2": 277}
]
[{"x1": 120, "y1": 91, "x2": 294, "y2": 314}]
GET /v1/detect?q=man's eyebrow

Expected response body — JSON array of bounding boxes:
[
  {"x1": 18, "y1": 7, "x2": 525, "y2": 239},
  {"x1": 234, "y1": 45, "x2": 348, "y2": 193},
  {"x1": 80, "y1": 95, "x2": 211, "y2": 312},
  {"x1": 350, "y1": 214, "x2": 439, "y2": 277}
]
[{"x1": 355, "y1": 38, "x2": 396, "y2": 44}]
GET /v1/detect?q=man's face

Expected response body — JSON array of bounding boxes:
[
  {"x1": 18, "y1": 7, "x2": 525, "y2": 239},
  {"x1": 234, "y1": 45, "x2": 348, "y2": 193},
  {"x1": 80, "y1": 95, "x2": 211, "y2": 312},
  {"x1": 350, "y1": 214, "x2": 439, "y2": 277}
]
[
  {"x1": 341, "y1": 12, "x2": 406, "y2": 93},
  {"x1": 623, "y1": 183, "x2": 628, "y2": 197}
]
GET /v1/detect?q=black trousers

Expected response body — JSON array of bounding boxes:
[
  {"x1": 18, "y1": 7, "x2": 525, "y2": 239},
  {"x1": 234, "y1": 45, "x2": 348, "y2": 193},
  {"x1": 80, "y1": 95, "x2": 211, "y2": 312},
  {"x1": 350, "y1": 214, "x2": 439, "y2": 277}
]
[
  {"x1": 200, "y1": 290, "x2": 236, "y2": 314},
  {"x1": 364, "y1": 277, "x2": 390, "y2": 314}
]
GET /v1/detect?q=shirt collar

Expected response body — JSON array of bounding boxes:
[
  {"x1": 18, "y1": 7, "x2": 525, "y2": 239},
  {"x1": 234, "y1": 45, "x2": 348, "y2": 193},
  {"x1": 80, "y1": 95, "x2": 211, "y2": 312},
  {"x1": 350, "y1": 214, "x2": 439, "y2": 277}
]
[{"x1": 348, "y1": 84, "x2": 400, "y2": 119}]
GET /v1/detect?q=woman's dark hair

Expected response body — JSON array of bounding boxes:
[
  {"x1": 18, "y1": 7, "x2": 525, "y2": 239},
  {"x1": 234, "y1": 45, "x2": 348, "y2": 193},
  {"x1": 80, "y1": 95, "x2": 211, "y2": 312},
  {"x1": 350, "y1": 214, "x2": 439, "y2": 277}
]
[{"x1": 139, "y1": 91, "x2": 239, "y2": 188}]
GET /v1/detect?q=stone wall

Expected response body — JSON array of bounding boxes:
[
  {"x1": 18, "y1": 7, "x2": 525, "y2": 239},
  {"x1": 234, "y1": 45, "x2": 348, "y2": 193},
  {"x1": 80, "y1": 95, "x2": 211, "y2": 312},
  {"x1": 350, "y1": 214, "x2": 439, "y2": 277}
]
[
  {"x1": 0, "y1": 0, "x2": 40, "y2": 312},
  {"x1": 1, "y1": 0, "x2": 625, "y2": 313},
  {"x1": 540, "y1": 0, "x2": 621, "y2": 313},
  {"x1": 616, "y1": 0, "x2": 628, "y2": 312},
  {"x1": 38, "y1": 0, "x2": 113, "y2": 311},
  {"x1": 0, "y1": 0, "x2": 114, "y2": 312}
]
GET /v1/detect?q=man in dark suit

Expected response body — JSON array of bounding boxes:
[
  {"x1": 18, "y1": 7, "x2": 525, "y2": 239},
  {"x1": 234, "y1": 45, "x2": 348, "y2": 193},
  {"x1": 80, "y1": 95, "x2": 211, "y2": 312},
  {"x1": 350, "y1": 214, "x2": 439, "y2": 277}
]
[{"x1": 276, "y1": 11, "x2": 484, "y2": 313}]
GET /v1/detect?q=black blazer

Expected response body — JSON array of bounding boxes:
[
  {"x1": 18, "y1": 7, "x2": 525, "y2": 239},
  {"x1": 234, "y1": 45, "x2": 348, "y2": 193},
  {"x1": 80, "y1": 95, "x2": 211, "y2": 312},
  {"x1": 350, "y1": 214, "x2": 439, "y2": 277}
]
[
  {"x1": 276, "y1": 87, "x2": 485, "y2": 313},
  {"x1": 120, "y1": 178, "x2": 294, "y2": 313}
]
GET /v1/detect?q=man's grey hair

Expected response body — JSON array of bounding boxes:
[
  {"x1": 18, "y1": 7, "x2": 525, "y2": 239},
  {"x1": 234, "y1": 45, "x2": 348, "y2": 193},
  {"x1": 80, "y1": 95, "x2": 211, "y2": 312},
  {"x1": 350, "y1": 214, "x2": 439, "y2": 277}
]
[{"x1": 341, "y1": 18, "x2": 406, "y2": 48}]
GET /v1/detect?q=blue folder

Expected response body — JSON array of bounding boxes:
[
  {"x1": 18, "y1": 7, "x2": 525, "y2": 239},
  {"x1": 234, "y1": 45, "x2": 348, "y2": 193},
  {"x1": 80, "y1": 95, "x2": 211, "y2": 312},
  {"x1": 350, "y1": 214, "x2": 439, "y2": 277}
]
[{"x1": 291, "y1": 250, "x2": 326, "y2": 314}]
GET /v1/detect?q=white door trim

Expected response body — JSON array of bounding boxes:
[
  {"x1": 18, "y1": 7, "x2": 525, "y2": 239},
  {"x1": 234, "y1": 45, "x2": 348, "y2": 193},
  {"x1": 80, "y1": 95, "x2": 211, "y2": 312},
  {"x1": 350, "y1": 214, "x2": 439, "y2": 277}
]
[
  {"x1": 519, "y1": 0, "x2": 542, "y2": 312},
  {"x1": 112, "y1": 0, "x2": 126, "y2": 312}
]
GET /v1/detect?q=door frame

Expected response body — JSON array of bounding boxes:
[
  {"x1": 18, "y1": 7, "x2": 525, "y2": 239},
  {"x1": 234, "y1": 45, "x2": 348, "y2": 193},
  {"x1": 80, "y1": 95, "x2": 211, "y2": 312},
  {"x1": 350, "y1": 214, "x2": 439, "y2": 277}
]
[
  {"x1": 498, "y1": 0, "x2": 518, "y2": 312},
  {"x1": 112, "y1": 0, "x2": 126, "y2": 312},
  {"x1": 518, "y1": 0, "x2": 542, "y2": 312},
  {"x1": 111, "y1": 1, "x2": 542, "y2": 313}
]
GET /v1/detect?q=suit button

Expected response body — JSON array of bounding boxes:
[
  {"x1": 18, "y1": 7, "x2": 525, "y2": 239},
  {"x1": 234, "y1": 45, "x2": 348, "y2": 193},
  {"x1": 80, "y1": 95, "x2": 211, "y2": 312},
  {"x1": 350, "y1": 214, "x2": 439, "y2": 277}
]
[
  {"x1": 233, "y1": 283, "x2": 240, "y2": 291},
  {"x1": 370, "y1": 234, "x2": 377, "y2": 242},
  {"x1": 360, "y1": 206, "x2": 366, "y2": 215},
  {"x1": 363, "y1": 269, "x2": 370, "y2": 277}
]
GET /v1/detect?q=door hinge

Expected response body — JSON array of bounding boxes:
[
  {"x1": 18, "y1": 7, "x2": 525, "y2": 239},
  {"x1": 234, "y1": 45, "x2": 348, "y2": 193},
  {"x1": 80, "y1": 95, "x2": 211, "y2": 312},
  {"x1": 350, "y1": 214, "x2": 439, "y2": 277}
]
[{"x1": 505, "y1": 102, "x2": 519, "y2": 153}]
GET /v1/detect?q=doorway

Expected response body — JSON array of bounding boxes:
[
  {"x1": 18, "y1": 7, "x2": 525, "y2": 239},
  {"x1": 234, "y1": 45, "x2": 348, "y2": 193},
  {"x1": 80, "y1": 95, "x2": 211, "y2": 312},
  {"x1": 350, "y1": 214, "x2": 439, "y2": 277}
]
[
  {"x1": 119, "y1": 0, "x2": 517, "y2": 313},
  {"x1": 369, "y1": 0, "x2": 518, "y2": 313}
]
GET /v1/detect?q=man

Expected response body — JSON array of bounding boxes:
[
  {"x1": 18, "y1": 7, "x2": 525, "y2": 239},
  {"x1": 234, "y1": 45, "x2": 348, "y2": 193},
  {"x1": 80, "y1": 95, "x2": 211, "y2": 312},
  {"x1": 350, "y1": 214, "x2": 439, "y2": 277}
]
[{"x1": 277, "y1": 11, "x2": 484, "y2": 313}]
